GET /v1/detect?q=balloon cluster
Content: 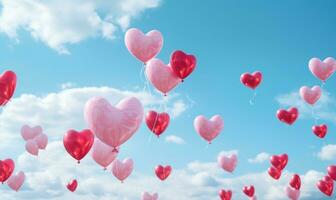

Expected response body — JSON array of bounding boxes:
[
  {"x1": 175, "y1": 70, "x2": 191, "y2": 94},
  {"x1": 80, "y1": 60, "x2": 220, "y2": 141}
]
[{"x1": 21, "y1": 125, "x2": 48, "y2": 156}]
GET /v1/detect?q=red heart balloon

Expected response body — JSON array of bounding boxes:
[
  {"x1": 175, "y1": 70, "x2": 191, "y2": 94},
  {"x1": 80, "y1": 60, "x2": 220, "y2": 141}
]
[
  {"x1": 63, "y1": 129, "x2": 94, "y2": 163},
  {"x1": 242, "y1": 185, "x2": 255, "y2": 197},
  {"x1": 0, "y1": 159, "x2": 15, "y2": 183},
  {"x1": 240, "y1": 71, "x2": 262, "y2": 89},
  {"x1": 312, "y1": 124, "x2": 327, "y2": 138},
  {"x1": 155, "y1": 165, "x2": 172, "y2": 181},
  {"x1": 276, "y1": 107, "x2": 298, "y2": 125},
  {"x1": 317, "y1": 175, "x2": 334, "y2": 196},
  {"x1": 290, "y1": 174, "x2": 301, "y2": 190},
  {"x1": 66, "y1": 179, "x2": 78, "y2": 192},
  {"x1": 328, "y1": 165, "x2": 336, "y2": 181},
  {"x1": 268, "y1": 166, "x2": 282, "y2": 180},
  {"x1": 0, "y1": 70, "x2": 17, "y2": 106},
  {"x1": 145, "y1": 111, "x2": 170, "y2": 137},
  {"x1": 219, "y1": 189, "x2": 232, "y2": 200},
  {"x1": 170, "y1": 50, "x2": 196, "y2": 80},
  {"x1": 270, "y1": 154, "x2": 288, "y2": 170}
]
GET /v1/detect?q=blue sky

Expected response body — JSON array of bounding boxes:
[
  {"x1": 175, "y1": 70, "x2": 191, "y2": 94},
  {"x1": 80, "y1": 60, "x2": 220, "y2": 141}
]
[{"x1": 0, "y1": 0, "x2": 336, "y2": 199}]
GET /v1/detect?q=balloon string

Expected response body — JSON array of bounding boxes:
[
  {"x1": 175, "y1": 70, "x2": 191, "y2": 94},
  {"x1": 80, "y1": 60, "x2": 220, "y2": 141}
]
[
  {"x1": 311, "y1": 106, "x2": 319, "y2": 125},
  {"x1": 249, "y1": 91, "x2": 257, "y2": 105},
  {"x1": 320, "y1": 81, "x2": 326, "y2": 89}
]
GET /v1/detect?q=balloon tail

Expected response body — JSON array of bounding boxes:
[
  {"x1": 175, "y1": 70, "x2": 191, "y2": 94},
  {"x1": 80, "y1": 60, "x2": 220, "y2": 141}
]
[
  {"x1": 320, "y1": 81, "x2": 326, "y2": 89},
  {"x1": 103, "y1": 168, "x2": 107, "y2": 171},
  {"x1": 249, "y1": 91, "x2": 257, "y2": 105},
  {"x1": 77, "y1": 160, "x2": 80, "y2": 164}
]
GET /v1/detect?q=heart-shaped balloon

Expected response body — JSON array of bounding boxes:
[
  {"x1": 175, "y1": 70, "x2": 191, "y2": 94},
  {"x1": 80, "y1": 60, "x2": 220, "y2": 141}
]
[
  {"x1": 170, "y1": 50, "x2": 197, "y2": 81},
  {"x1": 63, "y1": 129, "x2": 94, "y2": 163},
  {"x1": 91, "y1": 139, "x2": 118, "y2": 169},
  {"x1": 67, "y1": 179, "x2": 78, "y2": 192},
  {"x1": 112, "y1": 158, "x2": 134, "y2": 182},
  {"x1": 312, "y1": 124, "x2": 327, "y2": 138},
  {"x1": 84, "y1": 97, "x2": 143, "y2": 150},
  {"x1": 317, "y1": 175, "x2": 334, "y2": 196},
  {"x1": 268, "y1": 166, "x2": 281, "y2": 180},
  {"x1": 124, "y1": 28, "x2": 163, "y2": 63},
  {"x1": 285, "y1": 185, "x2": 300, "y2": 200},
  {"x1": 21, "y1": 125, "x2": 43, "y2": 141},
  {"x1": 145, "y1": 58, "x2": 181, "y2": 95},
  {"x1": 242, "y1": 185, "x2": 255, "y2": 197},
  {"x1": 217, "y1": 153, "x2": 237, "y2": 173},
  {"x1": 0, "y1": 70, "x2": 17, "y2": 106},
  {"x1": 240, "y1": 71, "x2": 262, "y2": 89},
  {"x1": 328, "y1": 165, "x2": 336, "y2": 181},
  {"x1": 7, "y1": 171, "x2": 25, "y2": 192},
  {"x1": 142, "y1": 192, "x2": 159, "y2": 200},
  {"x1": 299, "y1": 85, "x2": 322, "y2": 105},
  {"x1": 25, "y1": 139, "x2": 39, "y2": 156},
  {"x1": 276, "y1": 107, "x2": 298, "y2": 125},
  {"x1": 270, "y1": 154, "x2": 288, "y2": 170},
  {"x1": 155, "y1": 165, "x2": 172, "y2": 181},
  {"x1": 35, "y1": 133, "x2": 48, "y2": 149},
  {"x1": 309, "y1": 57, "x2": 336, "y2": 81},
  {"x1": 219, "y1": 189, "x2": 232, "y2": 200},
  {"x1": 0, "y1": 159, "x2": 15, "y2": 183},
  {"x1": 146, "y1": 111, "x2": 170, "y2": 137},
  {"x1": 194, "y1": 115, "x2": 224, "y2": 144},
  {"x1": 289, "y1": 174, "x2": 301, "y2": 190}
]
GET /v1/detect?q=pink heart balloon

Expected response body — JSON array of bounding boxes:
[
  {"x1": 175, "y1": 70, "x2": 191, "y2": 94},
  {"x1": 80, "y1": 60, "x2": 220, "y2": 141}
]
[
  {"x1": 7, "y1": 171, "x2": 25, "y2": 192},
  {"x1": 111, "y1": 158, "x2": 134, "y2": 182},
  {"x1": 91, "y1": 139, "x2": 118, "y2": 169},
  {"x1": 285, "y1": 185, "x2": 300, "y2": 200},
  {"x1": 84, "y1": 97, "x2": 143, "y2": 150},
  {"x1": 309, "y1": 57, "x2": 336, "y2": 81},
  {"x1": 299, "y1": 85, "x2": 322, "y2": 105},
  {"x1": 217, "y1": 153, "x2": 238, "y2": 173},
  {"x1": 34, "y1": 133, "x2": 48, "y2": 149},
  {"x1": 25, "y1": 139, "x2": 39, "y2": 156},
  {"x1": 145, "y1": 58, "x2": 181, "y2": 95},
  {"x1": 125, "y1": 28, "x2": 163, "y2": 63},
  {"x1": 142, "y1": 192, "x2": 159, "y2": 200},
  {"x1": 21, "y1": 125, "x2": 42, "y2": 141},
  {"x1": 194, "y1": 115, "x2": 224, "y2": 144}
]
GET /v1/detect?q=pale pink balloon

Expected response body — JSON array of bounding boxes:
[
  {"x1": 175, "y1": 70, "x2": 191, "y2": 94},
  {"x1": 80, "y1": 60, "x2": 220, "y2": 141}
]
[
  {"x1": 217, "y1": 153, "x2": 238, "y2": 173},
  {"x1": 84, "y1": 97, "x2": 143, "y2": 149},
  {"x1": 91, "y1": 139, "x2": 118, "y2": 169},
  {"x1": 194, "y1": 115, "x2": 224, "y2": 143},
  {"x1": 21, "y1": 125, "x2": 42, "y2": 141},
  {"x1": 142, "y1": 192, "x2": 159, "y2": 200},
  {"x1": 299, "y1": 85, "x2": 322, "y2": 105},
  {"x1": 111, "y1": 158, "x2": 134, "y2": 182},
  {"x1": 125, "y1": 28, "x2": 163, "y2": 63},
  {"x1": 7, "y1": 171, "x2": 25, "y2": 192},
  {"x1": 145, "y1": 58, "x2": 181, "y2": 95},
  {"x1": 35, "y1": 133, "x2": 48, "y2": 149},
  {"x1": 309, "y1": 57, "x2": 336, "y2": 81},
  {"x1": 25, "y1": 139, "x2": 39, "y2": 156},
  {"x1": 285, "y1": 186, "x2": 300, "y2": 200}
]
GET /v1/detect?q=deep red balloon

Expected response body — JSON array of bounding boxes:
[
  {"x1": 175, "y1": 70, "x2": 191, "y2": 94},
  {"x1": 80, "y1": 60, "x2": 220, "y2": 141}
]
[
  {"x1": 219, "y1": 189, "x2": 232, "y2": 200},
  {"x1": 67, "y1": 179, "x2": 78, "y2": 192},
  {"x1": 170, "y1": 50, "x2": 196, "y2": 80},
  {"x1": 328, "y1": 165, "x2": 336, "y2": 181},
  {"x1": 268, "y1": 166, "x2": 281, "y2": 180},
  {"x1": 0, "y1": 70, "x2": 17, "y2": 106},
  {"x1": 155, "y1": 165, "x2": 172, "y2": 181},
  {"x1": 63, "y1": 129, "x2": 94, "y2": 163},
  {"x1": 276, "y1": 107, "x2": 298, "y2": 125},
  {"x1": 312, "y1": 124, "x2": 327, "y2": 138},
  {"x1": 240, "y1": 71, "x2": 262, "y2": 89},
  {"x1": 317, "y1": 175, "x2": 334, "y2": 196},
  {"x1": 145, "y1": 111, "x2": 170, "y2": 137},
  {"x1": 242, "y1": 185, "x2": 255, "y2": 197},
  {"x1": 290, "y1": 174, "x2": 301, "y2": 190},
  {"x1": 0, "y1": 159, "x2": 15, "y2": 183},
  {"x1": 270, "y1": 154, "x2": 288, "y2": 170}
]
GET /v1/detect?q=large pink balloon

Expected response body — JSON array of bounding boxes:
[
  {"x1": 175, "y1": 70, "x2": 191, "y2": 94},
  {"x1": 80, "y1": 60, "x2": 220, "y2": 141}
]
[
  {"x1": 194, "y1": 115, "x2": 224, "y2": 144},
  {"x1": 91, "y1": 139, "x2": 118, "y2": 169},
  {"x1": 84, "y1": 97, "x2": 143, "y2": 150},
  {"x1": 217, "y1": 153, "x2": 238, "y2": 173},
  {"x1": 285, "y1": 185, "x2": 300, "y2": 200},
  {"x1": 300, "y1": 85, "x2": 322, "y2": 105},
  {"x1": 21, "y1": 125, "x2": 42, "y2": 141},
  {"x1": 142, "y1": 192, "x2": 159, "y2": 200},
  {"x1": 7, "y1": 171, "x2": 25, "y2": 192},
  {"x1": 309, "y1": 57, "x2": 336, "y2": 81},
  {"x1": 125, "y1": 28, "x2": 163, "y2": 63},
  {"x1": 25, "y1": 139, "x2": 39, "y2": 156},
  {"x1": 35, "y1": 133, "x2": 48, "y2": 150},
  {"x1": 145, "y1": 58, "x2": 181, "y2": 95},
  {"x1": 111, "y1": 158, "x2": 134, "y2": 182}
]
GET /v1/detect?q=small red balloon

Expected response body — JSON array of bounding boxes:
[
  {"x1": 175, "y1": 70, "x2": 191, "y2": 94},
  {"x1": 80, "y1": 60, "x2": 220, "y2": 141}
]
[
  {"x1": 67, "y1": 179, "x2": 78, "y2": 192},
  {"x1": 170, "y1": 50, "x2": 196, "y2": 80},
  {"x1": 312, "y1": 124, "x2": 327, "y2": 138},
  {"x1": 276, "y1": 107, "x2": 298, "y2": 125},
  {"x1": 240, "y1": 71, "x2": 262, "y2": 89},
  {"x1": 145, "y1": 111, "x2": 170, "y2": 137},
  {"x1": 290, "y1": 174, "x2": 301, "y2": 190},
  {"x1": 0, "y1": 70, "x2": 17, "y2": 106},
  {"x1": 242, "y1": 185, "x2": 255, "y2": 197},
  {"x1": 268, "y1": 166, "x2": 282, "y2": 180},
  {"x1": 63, "y1": 129, "x2": 94, "y2": 163},
  {"x1": 155, "y1": 165, "x2": 172, "y2": 181},
  {"x1": 0, "y1": 159, "x2": 15, "y2": 183},
  {"x1": 328, "y1": 165, "x2": 336, "y2": 181},
  {"x1": 270, "y1": 154, "x2": 288, "y2": 170},
  {"x1": 219, "y1": 189, "x2": 232, "y2": 200},
  {"x1": 317, "y1": 175, "x2": 334, "y2": 196}
]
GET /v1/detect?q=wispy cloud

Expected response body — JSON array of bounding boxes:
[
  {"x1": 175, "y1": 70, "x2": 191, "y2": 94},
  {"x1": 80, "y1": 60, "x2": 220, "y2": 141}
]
[
  {"x1": 248, "y1": 152, "x2": 270, "y2": 164},
  {"x1": 317, "y1": 144, "x2": 336, "y2": 161},
  {"x1": 165, "y1": 135, "x2": 185, "y2": 144}
]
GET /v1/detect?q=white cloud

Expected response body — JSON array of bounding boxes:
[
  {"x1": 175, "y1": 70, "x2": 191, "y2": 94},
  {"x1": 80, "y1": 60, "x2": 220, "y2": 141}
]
[
  {"x1": 165, "y1": 135, "x2": 185, "y2": 145},
  {"x1": 61, "y1": 82, "x2": 76, "y2": 89},
  {"x1": 218, "y1": 150, "x2": 238, "y2": 156},
  {"x1": 317, "y1": 144, "x2": 336, "y2": 160},
  {"x1": 248, "y1": 152, "x2": 270, "y2": 164}
]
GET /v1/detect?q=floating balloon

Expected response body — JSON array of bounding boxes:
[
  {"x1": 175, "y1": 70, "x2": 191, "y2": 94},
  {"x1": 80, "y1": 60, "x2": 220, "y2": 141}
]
[
  {"x1": 155, "y1": 165, "x2": 172, "y2": 181},
  {"x1": 25, "y1": 139, "x2": 39, "y2": 156},
  {"x1": 312, "y1": 124, "x2": 327, "y2": 138},
  {"x1": 145, "y1": 111, "x2": 170, "y2": 137},
  {"x1": 7, "y1": 171, "x2": 25, "y2": 192},
  {"x1": 268, "y1": 166, "x2": 281, "y2": 180},
  {"x1": 35, "y1": 133, "x2": 48, "y2": 150},
  {"x1": 84, "y1": 97, "x2": 143, "y2": 150},
  {"x1": 299, "y1": 86, "x2": 322, "y2": 105},
  {"x1": 289, "y1": 174, "x2": 301, "y2": 190},
  {"x1": 21, "y1": 125, "x2": 43, "y2": 141},
  {"x1": 0, "y1": 159, "x2": 15, "y2": 183},
  {"x1": 276, "y1": 107, "x2": 298, "y2": 125},
  {"x1": 145, "y1": 58, "x2": 181, "y2": 95},
  {"x1": 309, "y1": 57, "x2": 336, "y2": 81},
  {"x1": 112, "y1": 158, "x2": 134, "y2": 183},
  {"x1": 67, "y1": 179, "x2": 78, "y2": 192},
  {"x1": 217, "y1": 153, "x2": 237, "y2": 173},
  {"x1": 142, "y1": 192, "x2": 159, "y2": 200},
  {"x1": 0, "y1": 70, "x2": 17, "y2": 106},
  {"x1": 219, "y1": 189, "x2": 232, "y2": 200},
  {"x1": 194, "y1": 115, "x2": 224, "y2": 144},
  {"x1": 63, "y1": 129, "x2": 94, "y2": 163},
  {"x1": 285, "y1": 185, "x2": 300, "y2": 200},
  {"x1": 242, "y1": 185, "x2": 255, "y2": 197},
  {"x1": 91, "y1": 139, "x2": 118, "y2": 170},
  {"x1": 170, "y1": 50, "x2": 196, "y2": 81},
  {"x1": 328, "y1": 165, "x2": 336, "y2": 181},
  {"x1": 270, "y1": 154, "x2": 288, "y2": 170},
  {"x1": 240, "y1": 71, "x2": 262, "y2": 89},
  {"x1": 124, "y1": 28, "x2": 163, "y2": 63},
  {"x1": 317, "y1": 175, "x2": 334, "y2": 196}
]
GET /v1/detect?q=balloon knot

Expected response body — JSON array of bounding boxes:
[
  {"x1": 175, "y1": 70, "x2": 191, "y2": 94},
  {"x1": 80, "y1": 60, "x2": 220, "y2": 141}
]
[
  {"x1": 104, "y1": 168, "x2": 107, "y2": 171},
  {"x1": 208, "y1": 141, "x2": 212, "y2": 144},
  {"x1": 112, "y1": 147, "x2": 119, "y2": 153},
  {"x1": 181, "y1": 79, "x2": 184, "y2": 83},
  {"x1": 164, "y1": 93, "x2": 167, "y2": 97},
  {"x1": 77, "y1": 160, "x2": 80, "y2": 164}
]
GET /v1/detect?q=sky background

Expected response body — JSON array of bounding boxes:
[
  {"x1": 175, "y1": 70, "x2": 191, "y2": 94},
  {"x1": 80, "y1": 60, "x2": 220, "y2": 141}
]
[{"x1": 0, "y1": 0, "x2": 336, "y2": 199}]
